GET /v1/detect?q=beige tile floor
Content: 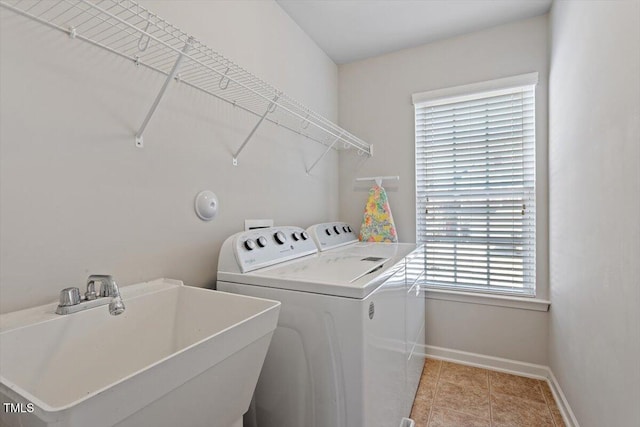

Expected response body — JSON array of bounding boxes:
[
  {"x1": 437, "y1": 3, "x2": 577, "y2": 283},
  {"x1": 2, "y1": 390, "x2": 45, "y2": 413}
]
[{"x1": 410, "y1": 358, "x2": 565, "y2": 427}]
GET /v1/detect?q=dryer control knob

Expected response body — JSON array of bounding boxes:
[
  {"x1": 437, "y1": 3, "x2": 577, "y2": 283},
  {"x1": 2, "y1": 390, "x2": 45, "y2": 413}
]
[
  {"x1": 256, "y1": 236, "x2": 267, "y2": 247},
  {"x1": 301, "y1": 231, "x2": 309, "y2": 240},
  {"x1": 333, "y1": 225, "x2": 341, "y2": 234},
  {"x1": 292, "y1": 232, "x2": 300, "y2": 241},
  {"x1": 325, "y1": 228, "x2": 332, "y2": 236},
  {"x1": 244, "y1": 239, "x2": 256, "y2": 251},
  {"x1": 274, "y1": 231, "x2": 286, "y2": 244}
]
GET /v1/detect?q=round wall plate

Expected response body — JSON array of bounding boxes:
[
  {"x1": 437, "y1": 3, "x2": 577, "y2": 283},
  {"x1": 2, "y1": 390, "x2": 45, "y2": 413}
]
[{"x1": 195, "y1": 190, "x2": 218, "y2": 221}]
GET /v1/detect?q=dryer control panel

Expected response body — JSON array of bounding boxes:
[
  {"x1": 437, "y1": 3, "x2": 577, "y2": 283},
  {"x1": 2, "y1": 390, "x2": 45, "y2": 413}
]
[
  {"x1": 227, "y1": 226, "x2": 318, "y2": 273},
  {"x1": 307, "y1": 222, "x2": 359, "y2": 251}
]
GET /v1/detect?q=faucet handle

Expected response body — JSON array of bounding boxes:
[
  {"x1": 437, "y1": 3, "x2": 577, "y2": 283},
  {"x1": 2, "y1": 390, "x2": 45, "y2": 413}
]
[
  {"x1": 59, "y1": 287, "x2": 81, "y2": 307},
  {"x1": 85, "y1": 282, "x2": 98, "y2": 300},
  {"x1": 86, "y1": 274, "x2": 114, "y2": 298}
]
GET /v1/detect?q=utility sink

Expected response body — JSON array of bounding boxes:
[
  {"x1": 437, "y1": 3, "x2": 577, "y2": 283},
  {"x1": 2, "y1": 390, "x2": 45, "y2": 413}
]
[{"x1": 0, "y1": 279, "x2": 280, "y2": 427}]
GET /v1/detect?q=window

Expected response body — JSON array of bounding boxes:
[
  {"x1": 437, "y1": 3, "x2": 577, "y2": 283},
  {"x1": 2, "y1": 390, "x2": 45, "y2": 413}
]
[{"x1": 413, "y1": 74, "x2": 537, "y2": 296}]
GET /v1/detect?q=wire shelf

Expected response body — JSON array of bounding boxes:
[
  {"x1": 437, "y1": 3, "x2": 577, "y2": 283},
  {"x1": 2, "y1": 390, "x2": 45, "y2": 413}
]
[{"x1": 0, "y1": 0, "x2": 373, "y2": 165}]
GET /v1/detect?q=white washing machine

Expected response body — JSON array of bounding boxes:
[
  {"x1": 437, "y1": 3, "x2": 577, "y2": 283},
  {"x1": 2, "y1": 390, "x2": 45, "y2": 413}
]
[{"x1": 217, "y1": 225, "x2": 425, "y2": 427}]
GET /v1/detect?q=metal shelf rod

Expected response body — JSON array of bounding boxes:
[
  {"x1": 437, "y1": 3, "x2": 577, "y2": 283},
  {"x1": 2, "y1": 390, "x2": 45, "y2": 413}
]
[
  {"x1": 356, "y1": 175, "x2": 400, "y2": 187},
  {"x1": 176, "y1": 80, "x2": 333, "y2": 149},
  {"x1": 135, "y1": 37, "x2": 192, "y2": 147},
  {"x1": 232, "y1": 95, "x2": 279, "y2": 165},
  {"x1": 306, "y1": 133, "x2": 342, "y2": 175}
]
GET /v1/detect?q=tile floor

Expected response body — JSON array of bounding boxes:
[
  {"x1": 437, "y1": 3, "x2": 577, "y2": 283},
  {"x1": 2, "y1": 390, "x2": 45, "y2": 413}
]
[{"x1": 410, "y1": 358, "x2": 565, "y2": 427}]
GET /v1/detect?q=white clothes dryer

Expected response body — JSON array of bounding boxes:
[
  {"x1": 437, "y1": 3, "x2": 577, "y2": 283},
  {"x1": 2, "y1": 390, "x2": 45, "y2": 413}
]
[{"x1": 306, "y1": 222, "x2": 427, "y2": 421}]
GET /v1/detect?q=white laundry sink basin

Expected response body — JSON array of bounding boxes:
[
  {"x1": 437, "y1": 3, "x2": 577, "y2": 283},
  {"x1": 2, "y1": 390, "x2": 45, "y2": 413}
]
[{"x1": 0, "y1": 278, "x2": 280, "y2": 427}]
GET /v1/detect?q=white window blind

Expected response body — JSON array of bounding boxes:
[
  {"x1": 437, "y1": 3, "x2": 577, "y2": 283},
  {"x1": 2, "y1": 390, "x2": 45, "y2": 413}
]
[{"x1": 414, "y1": 78, "x2": 536, "y2": 296}]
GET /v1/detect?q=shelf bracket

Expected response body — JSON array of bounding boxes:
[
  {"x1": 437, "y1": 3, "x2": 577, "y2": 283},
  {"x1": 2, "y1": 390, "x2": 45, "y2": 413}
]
[
  {"x1": 135, "y1": 37, "x2": 193, "y2": 148},
  {"x1": 306, "y1": 132, "x2": 343, "y2": 175},
  {"x1": 232, "y1": 94, "x2": 279, "y2": 165}
]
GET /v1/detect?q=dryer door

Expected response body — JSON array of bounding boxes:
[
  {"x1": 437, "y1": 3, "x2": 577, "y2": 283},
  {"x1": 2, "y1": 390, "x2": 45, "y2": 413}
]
[{"x1": 363, "y1": 265, "x2": 408, "y2": 427}]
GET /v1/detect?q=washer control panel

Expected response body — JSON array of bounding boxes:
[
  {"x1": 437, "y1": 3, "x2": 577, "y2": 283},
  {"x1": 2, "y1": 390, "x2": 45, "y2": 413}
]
[
  {"x1": 307, "y1": 222, "x2": 358, "y2": 251},
  {"x1": 234, "y1": 226, "x2": 317, "y2": 272}
]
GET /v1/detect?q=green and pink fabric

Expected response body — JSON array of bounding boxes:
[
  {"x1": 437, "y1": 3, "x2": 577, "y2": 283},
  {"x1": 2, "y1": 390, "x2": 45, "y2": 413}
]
[{"x1": 359, "y1": 185, "x2": 398, "y2": 243}]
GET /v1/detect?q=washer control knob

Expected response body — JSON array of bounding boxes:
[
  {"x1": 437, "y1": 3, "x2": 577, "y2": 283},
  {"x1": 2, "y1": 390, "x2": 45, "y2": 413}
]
[
  {"x1": 244, "y1": 239, "x2": 256, "y2": 251},
  {"x1": 343, "y1": 225, "x2": 349, "y2": 233},
  {"x1": 325, "y1": 228, "x2": 332, "y2": 236},
  {"x1": 347, "y1": 226, "x2": 353, "y2": 233},
  {"x1": 256, "y1": 236, "x2": 267, "y2": 247},
  {"x1": 292, "y1": 232, "x2": 300, "y2": 241},
  {"x1": 333, "y1": 225, "x2": 341, "y2": 234},
  {"x1": 301, "y1": 231, "x2": 309, "y2": 240},
  {"x1": 274, "y1": 231, "x2": 286, "y2": 244}
]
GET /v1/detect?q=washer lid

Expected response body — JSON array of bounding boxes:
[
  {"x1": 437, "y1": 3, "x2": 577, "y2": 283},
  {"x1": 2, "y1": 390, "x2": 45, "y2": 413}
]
[{"x1": 257, "y1": 253, "x2": 389, "y2": 284}]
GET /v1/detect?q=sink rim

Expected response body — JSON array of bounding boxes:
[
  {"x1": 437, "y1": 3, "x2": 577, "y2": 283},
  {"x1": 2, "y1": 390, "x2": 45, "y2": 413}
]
[{"x1": 0, "y1": 278, "x2": 280, "y2": 413}]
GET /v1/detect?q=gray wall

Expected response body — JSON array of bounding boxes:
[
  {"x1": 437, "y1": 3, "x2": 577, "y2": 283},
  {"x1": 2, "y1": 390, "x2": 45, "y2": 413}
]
[
  {"x1": 548, "y1": 1, "x2": 640, "y2": 426},
  {"x1": 338, "y1": 15, "x2": 550, "y2": 364},
  {"x1": 0, "y1": 0, "x2": 341, "y2": 313}
]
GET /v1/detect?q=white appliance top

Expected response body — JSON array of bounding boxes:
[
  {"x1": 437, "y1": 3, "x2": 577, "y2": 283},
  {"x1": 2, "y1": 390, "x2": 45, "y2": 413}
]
[{"x1": 217, "y1": 225, "x2": 417, "y2": 299}]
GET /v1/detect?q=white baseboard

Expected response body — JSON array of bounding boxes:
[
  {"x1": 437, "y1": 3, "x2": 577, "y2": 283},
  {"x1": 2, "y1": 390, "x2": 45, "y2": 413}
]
[
  {"x1": 416, "y1": 344, "x2": 579, "y2": 427},
  {"x1": 421, "y1": 344, "x2": 549, "y2": 379},
  {"x1": 546, "y1": 369, "x2": 581, "y2": 427}
]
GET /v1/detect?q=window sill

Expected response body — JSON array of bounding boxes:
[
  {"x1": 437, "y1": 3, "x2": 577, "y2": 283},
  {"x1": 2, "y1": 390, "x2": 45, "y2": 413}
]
[{"x1": 424, "y1": 288, "x2": 550, "y2": 312}]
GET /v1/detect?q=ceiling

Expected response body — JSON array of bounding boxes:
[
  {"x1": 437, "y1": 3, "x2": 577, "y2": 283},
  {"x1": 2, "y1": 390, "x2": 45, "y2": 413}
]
[{"x1": 276, "y1": 0, "x2": 552, "y2": 64}]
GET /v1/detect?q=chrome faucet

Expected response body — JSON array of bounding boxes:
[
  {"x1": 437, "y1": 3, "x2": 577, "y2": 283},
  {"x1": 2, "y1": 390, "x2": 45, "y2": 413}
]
[{"x1": 56, "y1": 274, "x2": 125, "y2": 315}]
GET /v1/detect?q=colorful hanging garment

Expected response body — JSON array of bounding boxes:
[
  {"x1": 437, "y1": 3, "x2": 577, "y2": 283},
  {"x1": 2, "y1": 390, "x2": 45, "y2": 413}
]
[{"x1": 359, "y1": 184, "x2": 398, "y2": 242}]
